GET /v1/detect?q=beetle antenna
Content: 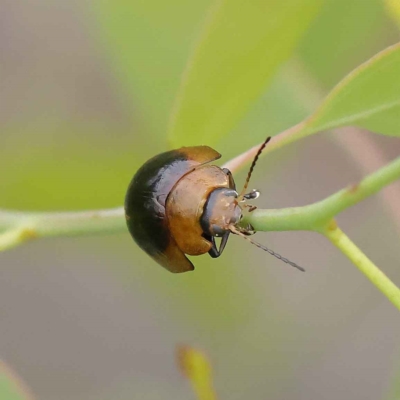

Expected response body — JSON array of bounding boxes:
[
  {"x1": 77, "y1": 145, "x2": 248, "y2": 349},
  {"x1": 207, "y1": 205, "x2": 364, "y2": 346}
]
[
  {"x1": 237, "y1": 137, "x2": 271, "y2": 202},
  {"x1": 229, "y1": 225, "x2": 305, "y2": 272}
]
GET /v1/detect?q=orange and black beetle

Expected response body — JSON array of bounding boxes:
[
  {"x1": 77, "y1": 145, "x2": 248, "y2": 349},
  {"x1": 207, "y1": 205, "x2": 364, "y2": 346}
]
[
  {"x1": 124, "y1": 145, "x2": 241, "y2": 273},
  {"x1": 125, "y1": 138, "x2": 304, "y2": 273}
]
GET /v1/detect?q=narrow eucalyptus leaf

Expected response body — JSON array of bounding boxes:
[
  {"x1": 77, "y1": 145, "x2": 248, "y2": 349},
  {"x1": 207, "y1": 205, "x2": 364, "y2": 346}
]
[
  {"x1": 168, "y1": 0, "x2": 323, "y2": 146},
  {"x1": 304, "y1": 42, "x2": 400, "y2": 137}
]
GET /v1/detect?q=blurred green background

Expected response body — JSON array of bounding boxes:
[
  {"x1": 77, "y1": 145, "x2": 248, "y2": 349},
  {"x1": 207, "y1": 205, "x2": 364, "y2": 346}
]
[{"x1": 1, "y1": 0, "x2": 400, "y2": 399}]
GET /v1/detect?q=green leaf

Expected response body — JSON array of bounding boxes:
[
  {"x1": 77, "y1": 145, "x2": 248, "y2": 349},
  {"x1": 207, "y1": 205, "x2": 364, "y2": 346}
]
[
  {"x1": 0, "y1": 361, "x2": 34, "y2": 400},
  {"x1": 303, "y1": 42, "x2": 400, "y2": 136},
  {"x1": 92, "y1": 0, "x2": 214, "y2": 136},
  {"x1": 168, "y1": 0, "x2": 323, "y2": 146}
]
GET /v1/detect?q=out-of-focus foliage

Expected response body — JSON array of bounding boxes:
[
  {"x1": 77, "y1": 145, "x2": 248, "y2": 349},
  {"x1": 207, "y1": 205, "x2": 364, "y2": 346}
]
[
  {"x1": 177, "y1": 346, "x2": 217, "y2": 400},
  {"x1": 167, "y1": 0, "x2": 323, "y2": 146},
  {"x1": 385, "y1": 0, "x2": 400, "y2": 28},
  {"x1": 298, "y1": 0, "x2": 393, "y2": 89},
  {"x1": 0, "y1": 361, "x2": 33, "y2": 400},
  {"x1": 302, "y1": 43, "x2": 400, "y2": 137},
  {"x1": 93, "y1": 0, "x2": 215, "y2": 139}
]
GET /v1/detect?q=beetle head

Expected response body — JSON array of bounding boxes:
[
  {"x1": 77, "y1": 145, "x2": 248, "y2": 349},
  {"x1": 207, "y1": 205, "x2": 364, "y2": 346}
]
[{"x1": 200, "y1": 188, "x2": 242, "y2": 237}]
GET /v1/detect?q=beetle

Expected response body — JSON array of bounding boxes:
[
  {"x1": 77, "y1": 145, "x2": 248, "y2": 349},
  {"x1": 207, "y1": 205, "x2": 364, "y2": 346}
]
[{"x1": 125, "y1": 137, "x2": 304, "y2": 273}]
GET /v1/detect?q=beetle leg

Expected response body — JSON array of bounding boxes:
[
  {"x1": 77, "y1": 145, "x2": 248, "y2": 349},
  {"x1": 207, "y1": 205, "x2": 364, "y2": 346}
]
[
  {"x1": 242, "y1": 204, "x2": 257, "y2": 212},
  {"x1": 222, "y1": 168, "x2": 236, "y2": 190},
  {"x1": 234, "y1": 223, "x2": 255, "y2": 236},
  {"x1": 243, "y1": 189, "x2": 260, "y2": 200},
  {"x1": 207, "y1": 232, "x2": 230, "y2": 258}
]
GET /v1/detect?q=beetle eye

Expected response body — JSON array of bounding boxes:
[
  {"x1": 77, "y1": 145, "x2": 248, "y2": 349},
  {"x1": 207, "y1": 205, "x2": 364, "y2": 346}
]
[
  {"x1": 211, "y1": 224, "x2": 225, "y2": 237},
  {"x1": 229, "y1": 205, "x2": 242, "y2": 225}
]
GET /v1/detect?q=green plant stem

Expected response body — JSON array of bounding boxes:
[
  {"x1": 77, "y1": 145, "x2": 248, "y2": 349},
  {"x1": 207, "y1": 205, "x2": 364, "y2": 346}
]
[
  {"x1": 0, "y1": 157, "x2": 399, "y2": 245},
  {"x1": 0, "y1": 208, "x2": 125, "y2": 251},
  {"x1": 323, "y1": 224, "x2": 400, "y2": 311},
  {"x1": 245, "y1": 156, "x2": 400, "y2": 232}
]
